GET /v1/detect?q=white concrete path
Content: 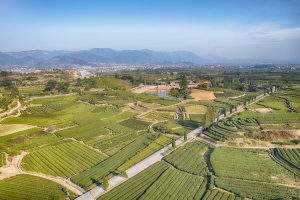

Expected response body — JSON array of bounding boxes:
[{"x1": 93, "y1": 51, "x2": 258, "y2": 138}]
[{"x1": 76, "y1": 128, "x2": 202, "y2": 200}]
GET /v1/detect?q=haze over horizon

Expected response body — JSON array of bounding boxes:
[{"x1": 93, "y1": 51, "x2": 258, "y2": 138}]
[{"x1": 1, "y1": 0, "x2": 300, "y2": 62}]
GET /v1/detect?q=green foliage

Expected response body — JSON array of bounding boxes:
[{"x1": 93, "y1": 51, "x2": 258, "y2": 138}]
[
  {"x1": 71, "y1": 134, "x2": 155, "y2": 189},
  {"x1": 211, "y1": 148, "x2": 297, "y2": 183},
  {"x1": 102, "y1": 177, "x2": 109, "y2": 190},
  {"x1": 99, "y1": 162, "x2": 169, "y2": 200},
  {"x1": 202, "y1": 189, "x2": 239, "y2": 200},
  {"x1": 119, "y1": 118, "x2": 151, "y2": 131},
  {"x1": 118, "y1": 135, "x2": 173, "y2": 171},
  {"x1": 0, "y1": 152, "x2": 5, "y2": 167},
  {"x1": 215, "y1": 177, "x2": 300, "y2": 200},
  {"x1": 138, "y1": 167, "x2": 206, "y2": 200},
  {"x1": 172, "y1": 136, "x2": 176, "y2": 148},
  {"x1": 0, "y1": 174, "x2": 74, "y2": 199},
  {"x1": 163, "y1": 141, "x2": 208, "y2": 175},
  {"x1": 22, "y1": 140, "x2": 107, "y2": 177}
]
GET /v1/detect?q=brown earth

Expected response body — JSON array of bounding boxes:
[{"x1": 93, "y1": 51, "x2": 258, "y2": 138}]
[{"x1": 190, "y1": 89, "x2": 216, "y2": 100}]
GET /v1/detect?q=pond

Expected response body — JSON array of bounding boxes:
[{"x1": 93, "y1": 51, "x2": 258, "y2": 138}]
[{"x1": 144, "y1": 90, "x2": 169, "y2": 97}]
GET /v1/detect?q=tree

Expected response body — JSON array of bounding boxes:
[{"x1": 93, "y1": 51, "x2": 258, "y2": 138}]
[
  {"x1": 203, "y1": 107, "x2": 218, "y2": 128},
  {"x1": 172, "y1": 136, "x2": 176, "y2": 148},
  {"x1": 184, "y1": 132, "x2": 187, "y2": 141},
  {"x1": 44, "y1": 80, "x2": 58, "y2": 92},
  {"x1": 179, "y1": 74, "x2": 188, "y2": 90},
  {"x1": 103, "y1": 177, "x2": 109, "y2": 190}
]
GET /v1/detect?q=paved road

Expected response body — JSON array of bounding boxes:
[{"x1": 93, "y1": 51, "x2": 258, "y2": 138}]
[{"x1": 76, "y1": 128, "x2": 202, "y2": 200}]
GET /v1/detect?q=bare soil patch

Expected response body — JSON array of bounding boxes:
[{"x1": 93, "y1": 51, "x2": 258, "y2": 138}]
[
  {"x1": 0, "y1": 124, "x2": 35, "y2": 137},
  {"x1": 190, "y1": 89, "x2": 216, "y2": 100},
  {"x1": 254, "y1": 108, "x2": 273, "y2": 113},
  {"x1": 247, "y1": 130, "x2": 297, "y2": 142}
]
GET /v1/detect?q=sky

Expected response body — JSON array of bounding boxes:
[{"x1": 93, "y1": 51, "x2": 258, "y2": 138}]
[{"x1": 0, "y1": 0, "x2": 300, "y2": 62}]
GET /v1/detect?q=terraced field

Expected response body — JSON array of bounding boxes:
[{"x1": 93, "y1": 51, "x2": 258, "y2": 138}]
[
  {"x1": 211, "y1": 148, "x2": 297, "y2": 183},
  {"x1": 71, "y1": 134, "x2": 156, "y2": 189},
  {"x1": 99, "y1": 162, "x2": 170, "y2": 200},
  {"x1": 119, "y1": 118, "x2": 151, "y2": 131},
  {"x1": 274, "y1": 148, "x2": 300, "y2": 169},
  {"x1": 118, "y1": 135, "x2": 173, "y2": 171},
  {"x1": 0, "y1": 174, "x2": 75, "y2": 199},
  {"x1": 22, "y1": 140, "x2": 107, "y2": 177},
  {"x1": 202, "y1": 189, "x2": 240, "y2": 200},
  {"x1": 163, "y1": 141, "x2": 208, "y2": 175},
  {"x1": 215, "y1": 177, "x2": 300, "y2": 199},
  {"x1": 139, "y1": 167, "x2": 206, "y2": 200}
]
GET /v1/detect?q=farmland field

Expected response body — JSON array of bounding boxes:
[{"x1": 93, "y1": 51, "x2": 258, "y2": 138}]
[
  {"x1": 0, "y1": 174, "x2": 75, "y2": 199},
  {"x1": 202, "y1": 189, "x2": 240, "y2": 200},
  {"x1": 215, "y1": 177, "x2": 300, "y2": 199},
  {"x1": 71, "y1": 134, "x2": 157, "y2": 189},
  {"x1": 22, "y1": 140, "x2": 107, "y2": 177},
  {"x1": 163, "y1": 141, "x2": 208, "y2": 175},
  {"x1": 0, "y1": 68, "x2": 300, "y2": 200},
  {"x1": 210, "y1": 148, "x2": 298, "y2": 183}
]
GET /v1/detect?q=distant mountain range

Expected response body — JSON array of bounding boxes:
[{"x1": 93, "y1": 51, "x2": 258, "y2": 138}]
[
  {"x1": 0, "y1": 48, "x2": 209, "y2": 67},
  {"x1": 0, "y1": 48, "x2": 296, "y2": 67}
]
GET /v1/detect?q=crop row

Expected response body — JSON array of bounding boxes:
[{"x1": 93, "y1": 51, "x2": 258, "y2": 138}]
[
  {"x1": 118, "y1": 135, "x2": 173, "y2": 171},
  {"x1": 99, "y1": 162, "x2": 170, "y2": 200},
  {"x1": 139, "y1": 167, "x2": 207, "y2": 200},
  {"x1": 0, "y1": 174, "x2": 73, "y2": 199},
  {"x1": 22, "y1": 141, "x2": 107, "y2": 178},
  {"x1": 210, "y1": 148, "x2": 296, "y2": 183},
  {"x1": 118, "y1": 118, "x2": 151, "y2": 131},
  {"x1": 202, "y1": 189, "x2": 241, "y2": 200},
  {"x1": 275, "y1": 148, "x2": 300, "y2": 169},
  {"x1": 215, "y1": 177, "x2": 300, "y2": 199},
  {"x1": 71, "y1": 134, "x2": 155, "y2": 189},
  {"x1": 163, "y1": 141, "x2": 208, "y2": 176}
]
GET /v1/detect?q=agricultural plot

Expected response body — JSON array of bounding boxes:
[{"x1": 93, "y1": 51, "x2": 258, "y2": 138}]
[
  {"x1": 86, "y1": 123, "x2": 141, "y2": 155},
  {"x1": 119, "y1": 118, "x2": 151, "y2": 131},
  {"x1": 71, "y1": 134, "x2": 156, "y2": 189},
  {"x1": 0, "y1": 127, "x2": 60, "y2": 155},
  {"x1": 0, "y1": 174, "x2": 74, "y2": 199},
  {"x1": 99, "y1": 162, "x2": 170, "y2": 200},
  {"x1": 215, "y1": 177, "x2": 300, "y2": 200},
  {"x1": 118, "y1": 135, "x2": 173, "y2": 171},
  {"x1": 202, "y1": 189, "x2": 240, "y2": 200},
  {"x1": 58, "y1": 111, "x2": 135, "y2": 142},
  {"x1": 272, "y1": 148, "x2": 300, "y2": 176},
  {"x1": 145, "y1": 111, "x2": 174, "y2": 121},
  {"x1": 138, "y1": 167, "x2": 207, "y2": 200},
  {"x1": 19, "y1": 85, "x2": 45, "y2": 96},
  {"x1": 1, "y1": 95, "x2": 90, "y2": 128},
  {"x1": 22, "y1": 140, "x2": 107, "y2": 177},
  {"x1": 273, "y1": 148, "x2": 300, "y2": 169},
  {"x1": 163, "y1": 141, "x2": 208, "y2": 175},
  {"x1": 0, "y1": 124, "x2": 34, "y2": 137},
  {"x1": 210, "y1": 148, "x2": 297, "y2": 184}
]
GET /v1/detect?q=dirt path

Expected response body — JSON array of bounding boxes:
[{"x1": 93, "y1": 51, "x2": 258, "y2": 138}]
[
  {"x1": 30, "y1": 93, "x2": 76, "y2": 100},
  {"x1": 229, "y1": 93, "x2": 246, "y2": 99},
  {"x1": 0, "y1": 152, "x2": 84, "y2": 195},
  {"x1": 0, "y1": 100, "x2": 22, "y2": 120}
]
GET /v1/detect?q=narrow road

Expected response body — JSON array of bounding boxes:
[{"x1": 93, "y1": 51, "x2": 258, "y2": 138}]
[
  {"x1": 0, "y1": 100, "x2": 21, "y2": 120},
  {"x1": 76, "y1": 128, "x2": 202, "y2": 200},
  {"x1": 0, "y1": 152, "x2": 84, "y2": 195}
]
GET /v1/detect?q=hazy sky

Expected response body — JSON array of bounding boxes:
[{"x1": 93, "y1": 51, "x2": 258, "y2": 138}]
[{"x1": 1, "y1": 0, "x2": 300, "y2": 61}]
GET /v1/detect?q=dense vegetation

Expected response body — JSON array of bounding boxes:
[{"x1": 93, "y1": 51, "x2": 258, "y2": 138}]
[{"x1": 0, "y1": 174, "x2": 75, "y2": 199}]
